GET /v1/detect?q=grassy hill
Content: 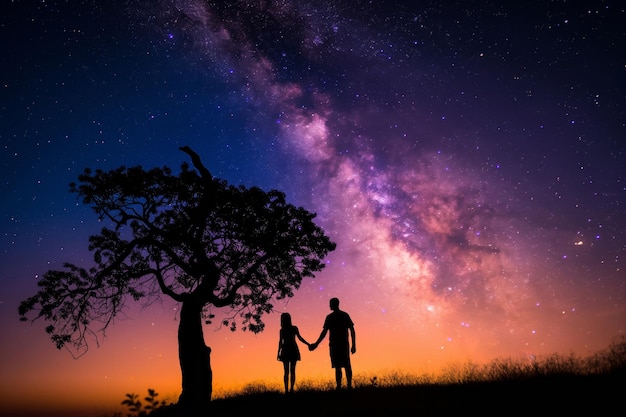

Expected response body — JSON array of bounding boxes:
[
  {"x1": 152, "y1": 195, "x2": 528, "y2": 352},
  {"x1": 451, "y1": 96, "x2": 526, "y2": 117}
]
[
  {"x1": 205, "y1": 373, "x2": 620, "y2": 415},
  {"x1": 122, "y1": 336, "x2": 625, "y2": 416}
]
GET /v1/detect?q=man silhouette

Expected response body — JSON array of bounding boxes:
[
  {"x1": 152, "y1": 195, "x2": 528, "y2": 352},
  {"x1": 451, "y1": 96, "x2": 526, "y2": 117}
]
[{"x1": 310, "y1": 297, "x2": 356, "y2": 390}]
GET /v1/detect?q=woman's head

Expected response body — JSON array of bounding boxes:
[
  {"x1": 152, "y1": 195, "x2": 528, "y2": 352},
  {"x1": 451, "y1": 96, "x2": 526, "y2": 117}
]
[{"x1": 280, "y1": 312, "x2": 293, "y2": 328}]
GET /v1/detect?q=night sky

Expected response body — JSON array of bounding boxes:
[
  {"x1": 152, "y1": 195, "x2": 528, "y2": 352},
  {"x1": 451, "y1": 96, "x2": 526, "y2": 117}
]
[{"x1": 1, "y1": 1, "x2": 624, "y2": 416}]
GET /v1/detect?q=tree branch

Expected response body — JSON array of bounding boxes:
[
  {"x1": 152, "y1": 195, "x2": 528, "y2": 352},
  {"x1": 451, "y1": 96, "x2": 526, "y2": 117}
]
[{"x1": 179, "y1": 146, "x2": 213, "y2": 181}]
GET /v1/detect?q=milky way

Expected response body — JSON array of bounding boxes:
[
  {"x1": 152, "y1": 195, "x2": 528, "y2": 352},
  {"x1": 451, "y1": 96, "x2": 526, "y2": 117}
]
[{"x1": 141, "y1": 0, "x2": 624, "y2": 339}]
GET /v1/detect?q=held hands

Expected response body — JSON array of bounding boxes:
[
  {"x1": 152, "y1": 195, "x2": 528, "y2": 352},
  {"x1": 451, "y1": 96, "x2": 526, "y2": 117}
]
[{"x1": 306, "y1": 343, "x2": 353, "y2": 352}]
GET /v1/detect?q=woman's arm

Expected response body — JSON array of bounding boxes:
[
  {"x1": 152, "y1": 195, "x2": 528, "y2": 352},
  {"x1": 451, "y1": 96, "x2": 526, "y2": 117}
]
[
  {"x1": 295, "y1": 327, "x2": 310, "y2": 346},
  {"x1": 277, "y1": 330, "x2": 283, "y2": 359}
]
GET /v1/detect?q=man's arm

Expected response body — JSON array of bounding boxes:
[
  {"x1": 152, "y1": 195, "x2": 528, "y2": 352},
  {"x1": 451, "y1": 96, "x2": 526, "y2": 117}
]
[
  {"x1": 350, "y1": 326, "x2": 356, "y2": 354},
  {"x1": 310, "y1": 328, "x2": 328, "y2": 350}
]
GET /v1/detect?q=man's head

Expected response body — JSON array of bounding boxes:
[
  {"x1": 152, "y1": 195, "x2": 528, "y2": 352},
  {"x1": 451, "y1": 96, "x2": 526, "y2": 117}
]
[{"x1": 329, "y1": 297, "x2": 340, "y2": 311}]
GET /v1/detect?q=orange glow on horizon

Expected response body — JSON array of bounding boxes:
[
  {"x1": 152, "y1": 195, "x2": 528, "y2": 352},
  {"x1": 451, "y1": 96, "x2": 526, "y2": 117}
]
[{"x1": 3, "y1": 275, "x2": 622, "y2": 417}]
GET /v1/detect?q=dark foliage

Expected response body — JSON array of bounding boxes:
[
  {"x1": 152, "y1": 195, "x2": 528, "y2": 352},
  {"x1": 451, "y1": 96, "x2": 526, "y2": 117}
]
[{"x1": 19, "y1": 146, "x2": 335, "y2": 354}]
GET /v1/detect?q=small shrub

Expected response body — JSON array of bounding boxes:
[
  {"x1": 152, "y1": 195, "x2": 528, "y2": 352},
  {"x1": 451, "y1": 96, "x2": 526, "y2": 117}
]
[{"x1": 121, "y1": 388, "x2": 164, "y2": 417}]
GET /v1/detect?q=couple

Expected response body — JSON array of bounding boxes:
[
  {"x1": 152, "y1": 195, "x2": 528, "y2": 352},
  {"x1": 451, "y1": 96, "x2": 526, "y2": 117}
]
[{"x1": 277, "y1": 297, "x2": 356, "y2": 394}]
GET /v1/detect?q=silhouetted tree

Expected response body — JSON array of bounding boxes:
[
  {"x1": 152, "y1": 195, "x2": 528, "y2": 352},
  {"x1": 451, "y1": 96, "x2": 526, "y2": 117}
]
[{"x1": 19, "y1": 146, "x2": 336, "y2": 414}]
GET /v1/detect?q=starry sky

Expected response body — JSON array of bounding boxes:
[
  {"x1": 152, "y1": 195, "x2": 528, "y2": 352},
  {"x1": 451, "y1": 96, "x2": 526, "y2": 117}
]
[{"x1": 1, "y1": 1, "x2": 624, "y2": 416}]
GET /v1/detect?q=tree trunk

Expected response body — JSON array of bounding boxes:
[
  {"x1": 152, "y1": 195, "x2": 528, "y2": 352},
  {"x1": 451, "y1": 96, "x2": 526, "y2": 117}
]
[{"x1": 177, "y1": 299, "x2": 212, "y2": 414}]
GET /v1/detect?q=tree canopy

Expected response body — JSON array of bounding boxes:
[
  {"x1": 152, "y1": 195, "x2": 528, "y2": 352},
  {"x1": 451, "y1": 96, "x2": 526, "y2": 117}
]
[{"x1": 19, "y1": 146, "x2": 336, "y2": 357}]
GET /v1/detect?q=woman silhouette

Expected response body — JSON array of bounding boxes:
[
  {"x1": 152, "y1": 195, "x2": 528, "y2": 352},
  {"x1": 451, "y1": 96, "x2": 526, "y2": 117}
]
[{"x1": 277, "y1": 312, "x2": 310, "y2": 393}]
